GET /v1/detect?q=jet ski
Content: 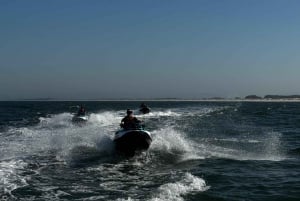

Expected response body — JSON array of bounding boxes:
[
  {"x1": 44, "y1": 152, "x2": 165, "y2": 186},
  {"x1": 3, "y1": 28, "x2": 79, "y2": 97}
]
[
  {"x1": 72, "y1": 115, "x2": 88, "y2": 123},
  {"x1": 139, "y1": 103, "x2": 151, "y2": 114},
  {"x1": 114, "y1": 126, "x2": 152, "y2": 157},
  {"x1": 72, "y1": 105, "x2": 88, "y2": 124},
  {"x1": 139, "y1": 106, "x2": 151, "y2": 114}
]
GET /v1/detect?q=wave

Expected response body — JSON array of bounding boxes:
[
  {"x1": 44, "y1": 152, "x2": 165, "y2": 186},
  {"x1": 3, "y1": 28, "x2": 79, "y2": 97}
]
[
  {"x1": 199, "y1": 132, "x2": 285, "y2": 161},
  {"x1": 0, "y1": 160, "x2": 28, "y2": 196},
  {"x1": 149, "y1": 126, "x2": 286, "y2": 163},
  {"x1": 150, "y1": 127, "x2": 203, "y2": 163},
  {"x1": 88, "y1": 111, "x2": 122, "y2": 127},
  {"x1": 67, "y1": 134, "x2": 116, "y2": 166},
  {"x1": 136, "y1": 110, "x2": 182, "y2": 118},
  {"x1": 288, "y1": 147, "x2": 300, "y2": 157},
  {"x1": 115, "y1": 173, "x2": 209, "y2": 201},
  {"x1": 213, "y1": 138, "x2": 260, "y2": 143},
  {"x1": 135, "y1": 106, "x2": 228, "y2": 118},
  {"x1": 1, "y1": 111, "x2": 120, "y2": 162},
  {"x1": 149, "y1": 172, "x2": 209, "y2": 201},
  {"x1": 38, "y1": 112, "x2": 73, "y2": 128}
]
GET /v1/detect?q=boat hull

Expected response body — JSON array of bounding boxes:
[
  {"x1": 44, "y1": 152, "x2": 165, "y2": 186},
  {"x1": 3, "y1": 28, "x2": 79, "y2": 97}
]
[{"x1": 114, "y1": 130, "x2": 152, "y2": 157}]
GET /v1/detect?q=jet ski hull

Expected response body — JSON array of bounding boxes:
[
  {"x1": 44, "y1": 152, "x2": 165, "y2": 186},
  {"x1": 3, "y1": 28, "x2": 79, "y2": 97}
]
[
  {"x1": 72, "y1": 115, "x2": 88, "y2": 123},
  {"x1": 139, "y1": 107, "x2": 151, "y2": 114},
  {"x1": 114, "y1": 129, "x2": 152, "y2": 157}
]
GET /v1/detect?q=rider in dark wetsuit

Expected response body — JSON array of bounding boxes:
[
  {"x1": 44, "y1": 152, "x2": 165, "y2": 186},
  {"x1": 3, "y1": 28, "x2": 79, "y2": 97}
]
[
  {"x1": 77, "y1": 105, "x2": 86, "y2": 116},
  {"x1": 120, "y1": 109, "x2": 141, "y2": 130},
  {"x1": 140, "y1": 103, "x2": 146, "y2": 108}
]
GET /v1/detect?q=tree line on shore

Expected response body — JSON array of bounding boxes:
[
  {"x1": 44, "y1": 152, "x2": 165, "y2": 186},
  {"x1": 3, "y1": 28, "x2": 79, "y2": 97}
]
[{"x1": 244, "y1": 95, "x2": 300, "y2": 99}]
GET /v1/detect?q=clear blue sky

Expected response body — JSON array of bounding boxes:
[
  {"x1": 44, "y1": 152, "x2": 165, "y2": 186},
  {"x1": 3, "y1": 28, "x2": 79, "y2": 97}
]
[{"x1": 0, "y1": 0, "x2": 300, "y2": 100}]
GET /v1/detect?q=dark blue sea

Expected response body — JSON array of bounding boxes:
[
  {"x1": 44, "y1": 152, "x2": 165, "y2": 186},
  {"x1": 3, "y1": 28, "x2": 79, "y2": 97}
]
[{"x1": 0, "y1": 101, "x2": 299, "y2": 201}]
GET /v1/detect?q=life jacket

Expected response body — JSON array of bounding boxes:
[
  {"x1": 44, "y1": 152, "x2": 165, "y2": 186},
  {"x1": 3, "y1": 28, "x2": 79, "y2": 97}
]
[{"x1": 122, "y1": 116, "x2": 139, "y2": 129}]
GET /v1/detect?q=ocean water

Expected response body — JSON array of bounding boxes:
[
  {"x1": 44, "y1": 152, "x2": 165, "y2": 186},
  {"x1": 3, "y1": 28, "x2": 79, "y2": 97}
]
[{"x1": 0, "y1": 101, "x2": 299, "y2": 201}]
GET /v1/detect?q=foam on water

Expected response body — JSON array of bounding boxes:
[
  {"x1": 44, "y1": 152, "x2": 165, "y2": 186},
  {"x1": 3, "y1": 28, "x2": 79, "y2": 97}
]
[
  {"x1": 259, "y1": 131, "x2": 284, "y2": 161},
  {"x1": 150, "y1": 127, "x2": 204, "y2": 162},
  {"x1": 0, "y1": 160, "x2": 28, "y2": 196},
  {"x1": 116, "y1": 198, "x2": 136, "y2": 201},
  {"x1": 149, "y1": 126, "x2": 285, "y2": 163},
  {"x1": 149, "y1": 172, "x2": 209, "y2": 201},
  {"x1": 214, "y1": 138, "x2": 260, "y2": 143},
  {"x1": 40, "y1": 111, "x2": 121, "y2": 163},
  {"x1": 151, "y1": 127, "x2": 193, "y2": 154},
  {"x1": 135, "y1": 106, "x2": 226, "y2": 119},
  {"x1": 115, "y1": 173, "x2": 209, "y2": 201},
  {"x1": 0, "y1": 111, "x2": 124, "y2": 198},
  {"x1": 195, "y1": 131, "x2": 286, "y2": 161},
  {"x1": 38, "y1": 112, "x2": 74, "y2": 128},
  {"x1": 1, "y1": 111, "x2": 123, "y2": 164},
  {"x1": 136, "y1": 110, "x2": 181, "y2": 118},
  {"x1": 88, "y1": 111, "x2": 122, "y2": 127}
]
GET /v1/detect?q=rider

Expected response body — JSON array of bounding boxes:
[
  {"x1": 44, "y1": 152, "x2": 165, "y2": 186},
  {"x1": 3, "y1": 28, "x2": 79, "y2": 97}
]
[
  {"x1": 140, "y1": 102, "x2": 147, "y2": 108},
  {"x1": 120, "y1": 109, "x2": 141, "y2": 129},
  {"x1": 77, "y1": 105, "x2": 86, "y2": 116},
  {"x1": 139, "y1": 102, "x2": 150, "y2": 114}
]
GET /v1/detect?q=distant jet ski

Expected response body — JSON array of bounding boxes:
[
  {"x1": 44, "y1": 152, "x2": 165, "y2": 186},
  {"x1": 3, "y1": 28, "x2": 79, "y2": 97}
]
[
  {"x1": 139, "y1": 103, "x2": 151, "y2": 114},
  {"x1": 139, "y1": 107, "x2": 151, "y2": 114},
  {"x1": 72, "y1": 105, "x2": 88, "y2": 123},
  {"x1": 72, "y1": 114, "x2": 88, "y2": 123},
  {"x1": 114, "y1": 125, "x2": 152, "y2": 157}
]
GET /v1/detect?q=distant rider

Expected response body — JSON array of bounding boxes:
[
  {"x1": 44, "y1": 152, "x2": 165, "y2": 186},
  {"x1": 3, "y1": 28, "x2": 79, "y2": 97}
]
[
  {"x1": 139, "y1": 102, "x2": 150, "y2": 114},
  {"x1": 120, "y1": 109, "x2": 141, "y2": 129},
  {"x1": 140, "y1": 102, "x2": 147, "y2": 108},
  {"x1": 77, "y1": 105, "x2": 86, "y2": 116}
]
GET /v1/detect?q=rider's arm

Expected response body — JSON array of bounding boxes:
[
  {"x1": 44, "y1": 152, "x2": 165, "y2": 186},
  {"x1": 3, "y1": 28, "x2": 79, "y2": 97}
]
[
  {"x1": 120, "y1": 117, "x2": 125, "y2": 127},
  {"x1": 134, "y1": 117, "x2": 141, "y2": 123}
]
